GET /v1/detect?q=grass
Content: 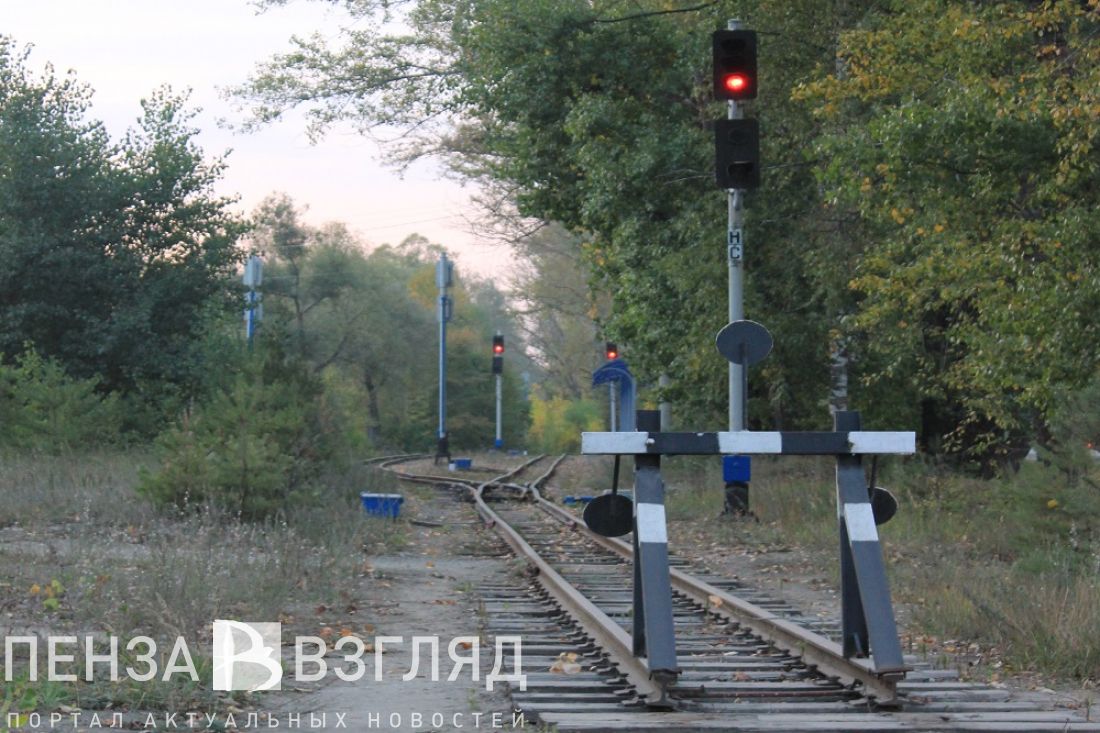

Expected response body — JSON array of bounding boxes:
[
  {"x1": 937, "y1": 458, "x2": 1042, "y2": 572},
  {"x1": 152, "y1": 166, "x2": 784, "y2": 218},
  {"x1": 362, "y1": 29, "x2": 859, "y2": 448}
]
[
  {"x1": 0, "y1": 449, "x2": 385, "y2": 718},
  {"x1": 571, "y1": 452, "x2": 1100, "y2": 683}
]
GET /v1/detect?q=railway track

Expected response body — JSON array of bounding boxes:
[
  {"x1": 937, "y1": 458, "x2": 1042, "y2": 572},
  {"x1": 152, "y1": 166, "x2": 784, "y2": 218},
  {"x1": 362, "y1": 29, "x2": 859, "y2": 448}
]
[{"x1": 378, "y1": 454, "x2": 1098, "y2": 732}]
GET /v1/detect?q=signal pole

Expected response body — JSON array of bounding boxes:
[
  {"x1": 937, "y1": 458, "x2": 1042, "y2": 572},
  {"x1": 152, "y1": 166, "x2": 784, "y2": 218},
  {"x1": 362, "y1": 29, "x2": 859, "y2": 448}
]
[
  {"x1": 492, "y1": 333, "x2": 504, "y2": 449},
  {"x1": 726, "y1": 18, "x2": 745, "y2": 433},
  {"x1": 495, "y1": 374, "x2": 503, "y2": 448},
  {"x1": 243, "y1": 255, "x2": 263, "y2": 350},
  {"x1": 605, "y1": 342, "x2": 619, "y2": 431},
  {"x1": 435, "y1": 253, "x2": 453, "y2": 463}
]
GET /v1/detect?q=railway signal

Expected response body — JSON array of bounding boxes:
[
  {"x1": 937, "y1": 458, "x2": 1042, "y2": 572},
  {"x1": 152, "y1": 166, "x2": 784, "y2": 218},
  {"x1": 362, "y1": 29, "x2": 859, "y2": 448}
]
[
  {"x1": 714, "y1": 22, "x2": 761, "y2": 515},
  {"x1": 492, "y1": 334, "x2": 504, "y2": 374},
  {"x1": 712, "y1": 29, "x2": 757, "y2": 100},
  {"x1": 604, "y1": 342, "x2": 620, "y2": 430}
]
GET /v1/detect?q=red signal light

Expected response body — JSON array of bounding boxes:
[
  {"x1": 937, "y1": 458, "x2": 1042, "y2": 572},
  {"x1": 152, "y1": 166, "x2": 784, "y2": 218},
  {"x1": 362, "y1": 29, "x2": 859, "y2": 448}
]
[
  {"x1": 605, "y1": 341, "x2": 619, "y2": 360},
  {"x1": 723, "y1": 74, "x2": 748, "y2": 93},
  {"x1": 493, "y1": 344, "x2": 504, "y2": 354}
]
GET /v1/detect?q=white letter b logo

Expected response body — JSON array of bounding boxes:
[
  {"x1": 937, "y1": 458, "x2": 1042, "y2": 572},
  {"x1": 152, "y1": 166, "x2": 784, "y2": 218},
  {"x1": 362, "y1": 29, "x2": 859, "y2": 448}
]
[{"x1": 212, "y1": 620, "x2": 282, "y2": 691}]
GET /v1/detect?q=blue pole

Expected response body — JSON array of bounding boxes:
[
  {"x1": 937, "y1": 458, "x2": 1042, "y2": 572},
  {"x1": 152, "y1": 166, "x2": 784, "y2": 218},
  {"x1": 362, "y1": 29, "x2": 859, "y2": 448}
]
[{"x1": 436, "y1": 254, "x2": 451, "y2": 457}]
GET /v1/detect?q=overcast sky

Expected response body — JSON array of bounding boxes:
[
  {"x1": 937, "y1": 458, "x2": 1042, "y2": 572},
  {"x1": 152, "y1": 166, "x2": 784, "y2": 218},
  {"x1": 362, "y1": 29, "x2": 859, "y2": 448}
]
[{"x1": 4, "y1": 0, "x2": 512, "y2": 278}]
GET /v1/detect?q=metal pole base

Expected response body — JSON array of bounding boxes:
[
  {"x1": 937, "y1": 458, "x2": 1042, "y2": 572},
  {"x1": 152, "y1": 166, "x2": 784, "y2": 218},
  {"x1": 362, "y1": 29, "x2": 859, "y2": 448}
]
[
  {"x1": 722, "y1": 481, "x2": 751, "y2": 516},
  {"x1": 434, "y1": 436, "x2": 451, "y2": 465}
]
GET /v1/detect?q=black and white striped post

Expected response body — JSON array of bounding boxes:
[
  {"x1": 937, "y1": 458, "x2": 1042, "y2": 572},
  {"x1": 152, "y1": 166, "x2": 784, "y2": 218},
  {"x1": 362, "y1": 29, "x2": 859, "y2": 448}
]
[
  {"x1": 630, "y1": 410, "x2": 679, "y2": 699},
  {"x1": 582, "y1": 419, "x2": 914, "y2": 676}
]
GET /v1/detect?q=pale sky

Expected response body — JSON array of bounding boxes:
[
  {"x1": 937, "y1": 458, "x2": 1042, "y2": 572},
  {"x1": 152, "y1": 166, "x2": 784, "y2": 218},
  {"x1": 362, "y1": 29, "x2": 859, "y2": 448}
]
[{"x1": 3, "y1": 0, "x2": 514, "y2": 279}]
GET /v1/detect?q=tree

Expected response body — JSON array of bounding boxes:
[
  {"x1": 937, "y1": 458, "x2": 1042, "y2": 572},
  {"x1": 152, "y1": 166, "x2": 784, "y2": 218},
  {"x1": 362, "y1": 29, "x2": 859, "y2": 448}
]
[
  {"x1": 0, "y1": 38, "x2": 247, "y2": 409},
  {"x1": 249, "y1": 197, "x2": 530, "y2": 449},
  {"x1": 795, "y1": 0, "x2": 1100, "y2": 468},
  {"x1": 232, "y1": 1, "x2": 844, "y2": 431},
  {"x1": 236, "y1": 1, "x2": 1100, "y2": 465}
]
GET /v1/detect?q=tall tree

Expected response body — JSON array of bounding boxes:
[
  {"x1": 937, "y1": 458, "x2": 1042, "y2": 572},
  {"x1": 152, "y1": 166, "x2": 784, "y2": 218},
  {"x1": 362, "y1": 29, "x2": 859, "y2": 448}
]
[{"x1": 0, "y1": 38, "x2": 246, "y2": 403}]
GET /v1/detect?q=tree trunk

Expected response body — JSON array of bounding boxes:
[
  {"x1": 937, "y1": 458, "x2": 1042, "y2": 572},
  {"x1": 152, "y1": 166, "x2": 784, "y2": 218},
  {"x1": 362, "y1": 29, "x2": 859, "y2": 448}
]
[
  {"x1": 363, "y1": 370, "x2": 382, "y2": 444},
  {"x1": 828, "y1": 335, "x2": 849, "y2": 416}
]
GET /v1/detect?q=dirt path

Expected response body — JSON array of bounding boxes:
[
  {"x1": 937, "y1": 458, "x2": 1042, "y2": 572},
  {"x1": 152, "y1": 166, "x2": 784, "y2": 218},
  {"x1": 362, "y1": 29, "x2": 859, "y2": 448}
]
[{"x1": 267, "y1": 459, "x2": 525, "y2": 732}]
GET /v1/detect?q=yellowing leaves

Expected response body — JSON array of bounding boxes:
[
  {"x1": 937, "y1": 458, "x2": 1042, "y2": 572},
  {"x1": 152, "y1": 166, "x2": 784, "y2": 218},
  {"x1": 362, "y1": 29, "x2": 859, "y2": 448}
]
[
  {"x1": 29, "y1": 579, "x2": 63, "y2": 611},
  {"x1": 549, "y1": 652, "x2": 583, "y2": 675}
]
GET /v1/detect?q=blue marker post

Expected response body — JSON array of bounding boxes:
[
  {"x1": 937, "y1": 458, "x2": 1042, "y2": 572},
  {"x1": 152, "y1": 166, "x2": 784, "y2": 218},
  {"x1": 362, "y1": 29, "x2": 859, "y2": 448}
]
[
  {"x1": 243, "y1": 255, "x2": 263, "y2": 350},
  {"x1": 435, "y1": 254, "x2": 453, "y2": 464}
]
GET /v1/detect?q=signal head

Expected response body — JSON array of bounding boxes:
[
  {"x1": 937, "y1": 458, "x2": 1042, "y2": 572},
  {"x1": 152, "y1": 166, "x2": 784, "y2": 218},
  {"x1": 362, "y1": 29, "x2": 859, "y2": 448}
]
[{"x1": 712, "y1": 30, "x2": 758, "y2": 101}]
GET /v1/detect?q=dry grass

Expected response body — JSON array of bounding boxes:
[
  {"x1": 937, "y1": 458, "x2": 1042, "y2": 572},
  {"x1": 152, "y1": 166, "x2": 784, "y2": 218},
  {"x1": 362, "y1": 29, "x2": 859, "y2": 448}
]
[{"x1": 0, "y1": 450, "x2": 389, "y2": 714}]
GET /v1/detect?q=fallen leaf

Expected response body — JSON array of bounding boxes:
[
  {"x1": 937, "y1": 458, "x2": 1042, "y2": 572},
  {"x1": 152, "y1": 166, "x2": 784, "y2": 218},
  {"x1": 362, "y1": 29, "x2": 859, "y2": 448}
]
[
  {"x1": 708, "y1": 594, "x2": 723, "y2": 609},
  {"x1": 549, "y1": 652, "x2": 582, "y2": 675}
]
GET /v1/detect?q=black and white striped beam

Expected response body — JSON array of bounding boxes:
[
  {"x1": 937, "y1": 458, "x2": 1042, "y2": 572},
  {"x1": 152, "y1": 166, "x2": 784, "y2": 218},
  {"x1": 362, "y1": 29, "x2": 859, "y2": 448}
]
[{"x1": 581, "y1": 430, "x2": 915, "y2": 456}]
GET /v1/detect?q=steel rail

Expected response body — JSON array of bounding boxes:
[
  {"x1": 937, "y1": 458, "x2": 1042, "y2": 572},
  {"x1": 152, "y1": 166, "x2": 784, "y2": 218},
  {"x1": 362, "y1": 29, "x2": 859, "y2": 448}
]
[
  {"x1": 470, "y1": 472, "x2": 671, "y2": 707},
  {"x1": 525, "y1": 467, "x2": 900, "y2": 704},
  {"x1": 382, "y1": 455, "x2": 670, "y2": 706}
]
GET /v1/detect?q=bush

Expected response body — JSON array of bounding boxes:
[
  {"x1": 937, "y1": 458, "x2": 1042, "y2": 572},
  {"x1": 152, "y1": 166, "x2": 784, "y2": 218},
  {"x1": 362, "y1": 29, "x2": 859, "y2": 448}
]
[
  {"x1": 138, "y1": 347, "x2": 346, "y2": 519},
  {"x1": 0, "y1": 350, "x2": 121, "y2": 451},
  {"x1": 527, "y1": 394, "x2": 603, "y2": 453}
]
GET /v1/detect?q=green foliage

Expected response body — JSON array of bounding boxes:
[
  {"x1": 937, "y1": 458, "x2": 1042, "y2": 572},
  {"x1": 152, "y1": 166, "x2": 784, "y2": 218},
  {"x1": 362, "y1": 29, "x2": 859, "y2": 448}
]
[
  {"x1": 795, "y1": 0, "x2": 1100, "y2": 468},
  {"x1": 138, "y1": 344, "x2": 343, "y2": 519},
  {"x1": 250, "y1": 196, "x2": 531, "y2": 451},
  {"x1": 527, "y1": 393, "x2": 602, "y2": 453},
  {"x1": 232, "y1": 1, "x2": 849, "y2": 434},
  {"x1": 0, "y1": 350, "x2": 120, "y2": 451},
  {"x1": 0, "y1": 37, "x2": 247, "y2": 413},
  {"x1": 1040, "y1": 374, "x2": 1100, "y2": 487},
  {"x1": 236, "y1": 0, "x2": 1100, "y2": 466}
]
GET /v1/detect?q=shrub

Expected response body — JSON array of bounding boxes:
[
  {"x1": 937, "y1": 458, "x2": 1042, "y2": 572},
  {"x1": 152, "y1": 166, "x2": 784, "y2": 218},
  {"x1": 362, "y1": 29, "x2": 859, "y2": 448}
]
[
  {"x1": 138, "y1": 348, "x2": 345, "y2": 519},
  {"x1": 527, "y1": 394, "x2": 603, "y2": 453},
  {"x1": 0, "y1": 350, "x2": 120, "y2": 451}
]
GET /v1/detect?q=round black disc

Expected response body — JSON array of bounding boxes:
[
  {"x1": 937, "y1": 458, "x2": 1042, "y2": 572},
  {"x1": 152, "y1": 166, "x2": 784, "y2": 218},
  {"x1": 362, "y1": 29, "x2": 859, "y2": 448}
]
[
  {"x1": 870, "y1": 487, "x2": 898, "y2": 526},
  {"x1": 715, "y1": 319, "x2": 773, "y2": 366},
  {"x1": 583, "y1": 493, "x2": 634, "y2": 538}
]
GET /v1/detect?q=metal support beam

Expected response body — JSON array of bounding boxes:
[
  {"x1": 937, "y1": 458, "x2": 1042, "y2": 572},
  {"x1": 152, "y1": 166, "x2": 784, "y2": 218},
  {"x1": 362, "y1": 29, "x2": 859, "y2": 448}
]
[
  {"x1": 582, "y1": 430, "x2": 915, "y2": 456},
  {"x1": 632, "y1": 411, "x2": 679, "y2": 687},
  {"x1": 834, "y1": 411, "x2": 906, "y2": 674}
]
